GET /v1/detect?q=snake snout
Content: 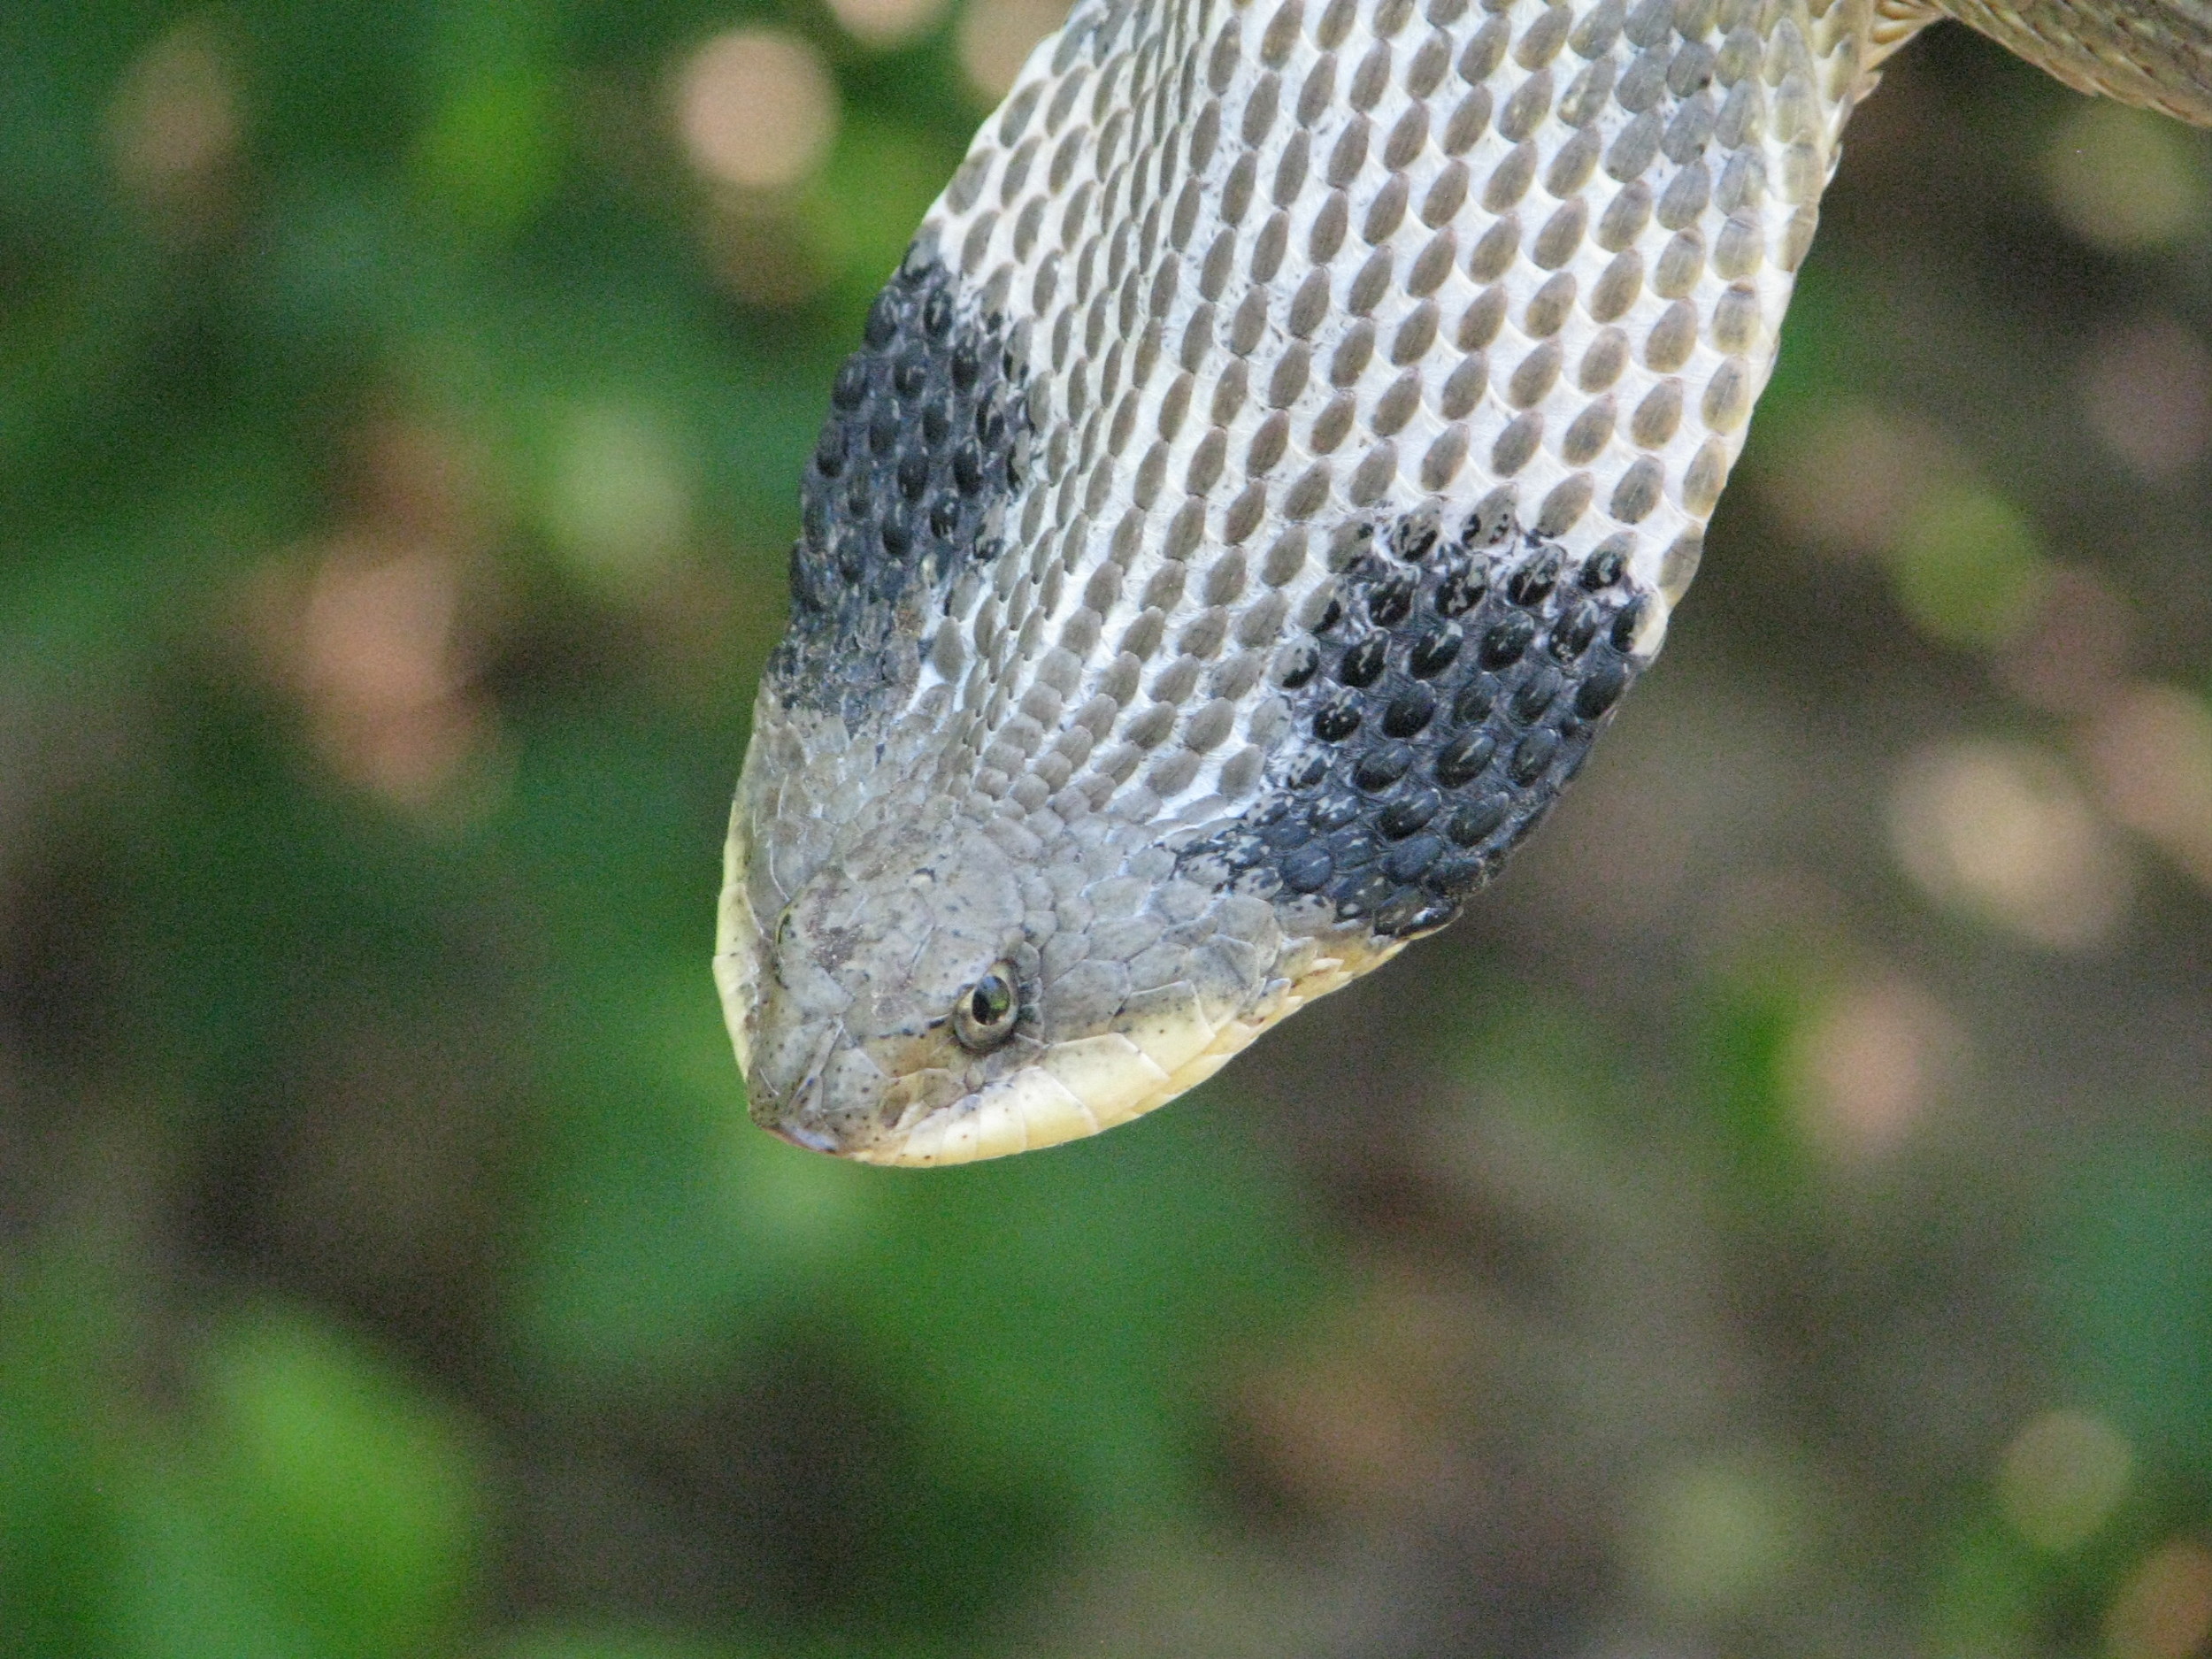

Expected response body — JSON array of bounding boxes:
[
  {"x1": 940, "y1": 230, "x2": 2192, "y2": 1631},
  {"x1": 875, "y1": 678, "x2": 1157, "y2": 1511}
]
[
  {"x1": 761, "y1": 1116, "x2": 840, "y2": 1155},
  {"x1": 747, "y1": 1046, "x2": 873, "y2": 1157}
]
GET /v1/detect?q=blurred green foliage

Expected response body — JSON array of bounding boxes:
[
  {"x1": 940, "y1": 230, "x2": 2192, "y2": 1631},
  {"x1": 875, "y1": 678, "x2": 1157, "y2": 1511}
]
[{"x1": 6, "y1": 2, "x2": 2212, "y2": 1656}]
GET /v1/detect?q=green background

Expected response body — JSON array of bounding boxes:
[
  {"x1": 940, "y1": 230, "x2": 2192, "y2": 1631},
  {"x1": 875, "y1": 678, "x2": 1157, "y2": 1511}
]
[{"x1": 7, "y1": 4, "x2": 2212, "y2": 1655}]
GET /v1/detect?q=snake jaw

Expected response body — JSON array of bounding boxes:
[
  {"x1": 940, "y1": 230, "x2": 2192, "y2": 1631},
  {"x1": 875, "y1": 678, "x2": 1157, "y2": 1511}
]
[{"x1": 728, "y1": 796, "x2": 1056, "y2": 1158}]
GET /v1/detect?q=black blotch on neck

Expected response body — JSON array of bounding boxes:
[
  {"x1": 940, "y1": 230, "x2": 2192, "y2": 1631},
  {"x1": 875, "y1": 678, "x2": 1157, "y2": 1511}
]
[
  {"x1": 1180, "y1": 509, "x2": 1650, "y2": 942},
  {"x1": 771, "y1": 239, "x2": 1030, "y2": 726}
]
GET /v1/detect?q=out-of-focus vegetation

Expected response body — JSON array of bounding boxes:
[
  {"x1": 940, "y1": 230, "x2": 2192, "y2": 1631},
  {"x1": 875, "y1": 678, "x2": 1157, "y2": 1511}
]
[{"x1": 7, "y1": 3, "x2": 2212, "y2": 1655}]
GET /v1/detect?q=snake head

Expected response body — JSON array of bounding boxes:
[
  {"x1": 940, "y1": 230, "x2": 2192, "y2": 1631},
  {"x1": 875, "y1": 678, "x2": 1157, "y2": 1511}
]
[
  {"x1": 721, "y1": 771, "x2": 1221, "y2": 1164},
  {"x1": 714, "y1": 695, "x2": 1302, "y2": 1166},
  {"x1": 719, "y1": 797, "x2": 1033, "y2": 1159}
]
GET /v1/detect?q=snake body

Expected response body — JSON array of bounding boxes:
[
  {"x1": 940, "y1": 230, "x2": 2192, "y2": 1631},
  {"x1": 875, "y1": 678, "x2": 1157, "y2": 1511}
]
[{"x1": 718, "y1": 0, "x2": 2212, "y2": 1164}]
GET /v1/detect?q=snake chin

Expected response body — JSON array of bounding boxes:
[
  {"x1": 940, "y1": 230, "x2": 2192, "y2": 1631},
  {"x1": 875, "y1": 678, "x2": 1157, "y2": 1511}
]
[
  {"x1": 734, "y1": 980, "x2": 1159, "y2": 1168},
  {"x1": 714, "y1": 797, "x2": 1088, "y2": 1164},
  {"x1": 727, "y1": 906, "x2": 1209, "y2": 1167}
]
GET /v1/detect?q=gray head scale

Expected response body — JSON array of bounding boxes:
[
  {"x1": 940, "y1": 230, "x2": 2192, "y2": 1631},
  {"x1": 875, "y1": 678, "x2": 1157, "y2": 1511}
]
[{"x1": 731, "y1": 794, "x2": 1041, "y2": 1157}]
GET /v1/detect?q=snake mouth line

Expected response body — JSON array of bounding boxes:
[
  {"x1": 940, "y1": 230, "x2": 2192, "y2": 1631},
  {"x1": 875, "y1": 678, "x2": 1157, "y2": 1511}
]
[
  {"x1": 764, "y1": 1118, "x2": 841, "y2": 1155},
  {"x1": 843, "y1": 949, "x2": 1385, "y2": 1166}
]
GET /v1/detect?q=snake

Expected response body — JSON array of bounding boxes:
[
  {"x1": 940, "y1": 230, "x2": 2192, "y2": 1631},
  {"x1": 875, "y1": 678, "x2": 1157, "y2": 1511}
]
[{"x1": 715, "y1": 0, "x2": 2212, "y2": 1164}]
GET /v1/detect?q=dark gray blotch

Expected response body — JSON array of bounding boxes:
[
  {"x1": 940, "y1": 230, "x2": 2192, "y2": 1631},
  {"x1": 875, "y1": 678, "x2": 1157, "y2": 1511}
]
[
  {"x1": 770, "y1": 240, "x2": 1032, "y2": 729},
  {"x1": 1179, "y1": 507, "x2": 1650, "y2": 942}
]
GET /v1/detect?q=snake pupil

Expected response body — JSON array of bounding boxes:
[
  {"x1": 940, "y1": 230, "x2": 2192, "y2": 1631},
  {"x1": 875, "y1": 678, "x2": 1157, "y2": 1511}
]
[{"x1": 953, "y1": 965, "x2": 1019, "y2": 1051}]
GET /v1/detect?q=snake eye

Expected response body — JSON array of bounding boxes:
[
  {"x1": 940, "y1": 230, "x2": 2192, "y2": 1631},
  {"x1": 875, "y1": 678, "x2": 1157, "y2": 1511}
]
[{"x1": 952, "y1": 963, "x2": 1020, "y2": 1051}]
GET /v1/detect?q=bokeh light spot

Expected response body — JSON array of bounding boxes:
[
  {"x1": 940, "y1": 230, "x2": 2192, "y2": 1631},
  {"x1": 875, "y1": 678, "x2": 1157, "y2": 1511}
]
[
  {"x1": 542, "y1": 404, "x2": 693, "y2": 589},
  {"x1": 956, "y1": 0, "x2": 1071, "y2": 99},
  {"x1": 2045, "y1": 101, "x2": 2209, "y2": 253},
  {"x1": 673, "y1": 29, "x2": 838, "y2": 192},
  {"x1": 2108, "y1": 1540, "x2": 2212, "y2": 1659},
  {"x1": 829, "y1": 0, "x2": 953, "y2": 49},
  {"x1": 1886, "y1": 487, "x2": 2049, "y2": 650},
  {"x1": 1888, "y1": 740, "x2": 2130, "y2": 950},
  {"x1": 236, "y1": 419, "x2": 506, "y2": 820},
  {"x1": 1994, "y1": 565, "x2": 2135, "y2": 717},
  {"x1": 1629, "y1": 1457, "x2": 1809, "y2": 1617},
  {"x1": 2082, "y1": 683, "x2": 2212, "y2": 891},
  {"x1": 1784, "y1": 979, "x2": 1962, "y2": 1168},
  {"x1": 2083, "y1": 317, "x2": 2212, "y2": 480},
  {"x1": 288, "y1": 540, "x2": 495, "y2": 811},
  {"x1": 1996, "y1": 1409, "x2": 2131, "y2": 1553},
  {"x1": 105, "y1": 23, "x2": 240, "y2": 211}
]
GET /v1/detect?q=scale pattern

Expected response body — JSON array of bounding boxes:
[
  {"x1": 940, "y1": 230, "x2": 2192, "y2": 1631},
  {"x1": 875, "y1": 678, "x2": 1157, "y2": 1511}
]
[
  {"x1": 777, "y1": 257, "x2": 1031, "y2": 726},
  {"x1": 720, "y1": 0, "x2": 1921, "y2": 1165},
  {"x1": 1182, "y1": 518, "x2": 1647, "y2": 936}
]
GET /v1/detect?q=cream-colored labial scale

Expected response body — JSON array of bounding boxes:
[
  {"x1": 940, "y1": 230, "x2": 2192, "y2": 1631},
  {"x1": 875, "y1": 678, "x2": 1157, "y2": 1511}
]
[{"x1": 864, "y1": 943, "x2": 1372, "y2": 1164}]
